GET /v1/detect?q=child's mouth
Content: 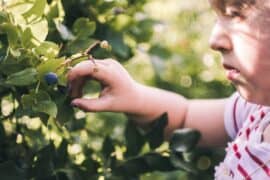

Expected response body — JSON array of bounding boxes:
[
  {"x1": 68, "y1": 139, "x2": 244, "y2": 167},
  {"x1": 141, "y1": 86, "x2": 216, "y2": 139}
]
[{"x1": 223, "y1": 64, "x2": 240, "y2": 81}]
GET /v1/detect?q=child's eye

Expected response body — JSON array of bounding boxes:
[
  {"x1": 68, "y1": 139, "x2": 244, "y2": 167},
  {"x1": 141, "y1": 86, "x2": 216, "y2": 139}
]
[
  {"x1": 225, "y1": 7, "x2": 245, "y2": 20},
  {"x1": 227, "y1": 11, "x2": 244, "y2": 19}
]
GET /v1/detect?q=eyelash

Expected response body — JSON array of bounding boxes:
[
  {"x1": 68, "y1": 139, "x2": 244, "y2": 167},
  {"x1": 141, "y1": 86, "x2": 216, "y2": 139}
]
[{"x1": 226, "y1": 11, "x2": 245, "y2": 19}]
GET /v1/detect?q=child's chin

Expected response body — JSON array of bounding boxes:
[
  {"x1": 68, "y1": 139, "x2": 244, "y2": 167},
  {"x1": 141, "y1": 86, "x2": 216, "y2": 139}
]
[{"x1": 236, "y1": 88, "x2": 253, "y2": 102}]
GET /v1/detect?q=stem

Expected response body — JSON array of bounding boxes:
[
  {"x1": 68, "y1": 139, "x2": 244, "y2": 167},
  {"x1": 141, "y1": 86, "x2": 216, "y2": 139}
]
[
  {"x1": 84, "y1": 40, "x2": 101, "y2": 55},
  {"x1": 56, "y1": 54, "x2": 87, "y2": 71},
  {"x1": 56, "y1": 40, "x2": 101, "y2": 71},
  {"x1": 35, "y1": 80, "x2": 41, "y2": 94},
  {"x1": 69, "y1": 54, "x2": 88, "y2": 62}
]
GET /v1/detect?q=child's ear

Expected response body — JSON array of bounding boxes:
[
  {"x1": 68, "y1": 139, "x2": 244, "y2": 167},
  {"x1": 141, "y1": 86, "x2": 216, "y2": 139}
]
[{"x1": 262, "y1": 124, "x2": 270, "y2": 143}]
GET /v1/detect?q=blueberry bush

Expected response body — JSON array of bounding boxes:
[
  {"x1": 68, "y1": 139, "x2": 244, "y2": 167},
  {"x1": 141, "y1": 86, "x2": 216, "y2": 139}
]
[{"x1": 0, "y1": 0, "x2": 233, "y2": 179}]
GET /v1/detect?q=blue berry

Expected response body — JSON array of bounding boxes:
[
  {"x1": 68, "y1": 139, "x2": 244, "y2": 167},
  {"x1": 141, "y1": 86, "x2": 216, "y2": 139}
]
[{"x1": 44, "y1": 72, "x2": 58, "y2": 85}]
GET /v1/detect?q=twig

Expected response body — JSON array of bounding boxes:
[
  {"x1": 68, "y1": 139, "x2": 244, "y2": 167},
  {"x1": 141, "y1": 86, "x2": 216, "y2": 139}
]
[
  {"x1": 84, "y1": 40, "x2": 101, "y2": 55},
  {"x1": 56, "y1": 40, "x2": 101, "y2": 71}
]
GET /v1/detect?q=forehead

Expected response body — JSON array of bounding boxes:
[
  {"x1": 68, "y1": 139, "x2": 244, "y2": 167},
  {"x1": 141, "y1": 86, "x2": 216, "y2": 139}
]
[{"x1": 209, "y1": 0, "x2": 256, "y2": 13}]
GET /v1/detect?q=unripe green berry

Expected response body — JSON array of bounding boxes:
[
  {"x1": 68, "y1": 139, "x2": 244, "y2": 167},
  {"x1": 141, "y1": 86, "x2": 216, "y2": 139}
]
[{"x1": 100, "y1": 40, "x2": 110, "y2": 49}]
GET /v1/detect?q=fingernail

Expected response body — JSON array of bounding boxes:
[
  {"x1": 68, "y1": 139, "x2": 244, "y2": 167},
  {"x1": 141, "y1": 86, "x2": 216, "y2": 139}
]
[
  {"x1": 71, "y1": 101, "x2": 78, "y2": 107},
  {"x1": 71, "y1": 103, "x2": 77, "y2": 108}
]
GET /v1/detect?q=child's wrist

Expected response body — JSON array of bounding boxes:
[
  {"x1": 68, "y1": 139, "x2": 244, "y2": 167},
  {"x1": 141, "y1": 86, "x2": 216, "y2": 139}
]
[{"x1": 125, "y1": 82, "x2": 161, "y2": 125}]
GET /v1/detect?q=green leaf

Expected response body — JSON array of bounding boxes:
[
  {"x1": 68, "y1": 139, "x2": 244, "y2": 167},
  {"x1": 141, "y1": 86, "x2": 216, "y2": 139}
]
[
  {"x1": 33, "y1": 100, "x2": 57, "y2": 118},
  {"x1": 81, "y1": 157, "x2": 99, "y2": 175},
  {"x1": 0, "y1": 124, "x2": 5, "y2": 142},
  {"x1": 169, "y1": 128, "x2": 201, "y2": 153},
  {"x1": 21, "y1": 18, "x2": 49, "y2": 47},
  {"x1": 104, "y1": 30, "x2": 132, "y2": 61},
  {"x1": 5, "y1": 68, "x2": 38, "y2": 86},
  {"x1": 36, "y1": 57, "x2": 65, "y2": 80},
  {"x1": 35, "y1": 90, "x2": 51, "y2": 101},
  {"x1": 0, "y1": 11, "x2": 9, "y2": 24},
  {"x1": 0, "y1": 34, "x2": 8, "y2": 61},
  {"x1": 21, "y1": 90, "x2": 56, "y2": 117},
  {"x1": 144, "y1": 152, "x2": 174, "y2": 171},
  {"x1": 22, "y1": 0, "x2": 47, "y2": 22},
  {"x1": 111, "y1": 14, "x2": 133, "y2": 31},
  {"x1": 21, "y1": 94, "x2": 35, "y2": 109},
  {"x1": 113, "y1": 156, "x2": 148, "y2": 177},
  {"x1": 170, "y1": 152, "x2": 197, "y2": 174},
  {"x1": 35, "y1": 41, "x2": 60, "y2": 58},
  {"x1": 130, "y1": 19, "x2": 156, "y2": 42},
  {"x1": 21, "y1": 27, "x2": 37, "y2": 48},
  {"x1": 102, "y1": 136, "x2": 114, "y2": 159},
  {"x1": 56, "y1": 97, "x2": 74, "y2": 125},
  {"x1": 114, "y1": 152, "x2": 174, "y2": 177},
  {"x1": 54, "y1": 20, "x2": 75, "y2": 41},
  {"x1": 64, "y1": 38, "x2": 96, "y2": 55},
  {"x1": 46, "y1": 0, "x2": 65, "y2": 22},
  {"x1": 0, "y1": 161, "x2": 25, "y2": 180},
  {"x1": 0, "y1": 58, "x2": 28, "y2": 75},
  {"x1": 72, "y1": 18, "x2": 96, "y2": 38},
  {"x1": 124, "y1": 120, "x2": 145, "y2": 157},
  {"x1": 9, "y1": 47, "x2": 21, "y2": 57},
  {"x1": 0, "y1": 23, "x2": 20, "y2": 47},
  {"x1": 29, "y1": 18, "x2": 49, "y2": 43},
  {"x1": 146, "y1": 112, "x2": 168, "y2": 149},
  {"x1": 30, "y1": 143, "x2": 55, "y2": 179},
  {"x1": 54, "y1": 139, "x2": 68, "y2": 167}
]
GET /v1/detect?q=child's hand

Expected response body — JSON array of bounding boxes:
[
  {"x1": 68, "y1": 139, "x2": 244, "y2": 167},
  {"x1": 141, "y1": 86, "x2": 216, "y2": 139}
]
[
  {"x1": 67, "y1": 58, "x2": 191, "y2": 139},
  {"x1": 67, "y1": 59, "x2": 141, "y2": 113}
]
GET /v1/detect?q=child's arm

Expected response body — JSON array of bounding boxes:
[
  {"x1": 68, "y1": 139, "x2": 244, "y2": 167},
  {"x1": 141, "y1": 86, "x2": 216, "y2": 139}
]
[
  {"x1": 126, "y1": 84, "x2": 229, "y2": 147},
  {"x1": 67, "y1": 59, "x2": 230, "y2": 147},
  {"x1": 184, "y1": 99, "x2": 229, "y2": 147}
]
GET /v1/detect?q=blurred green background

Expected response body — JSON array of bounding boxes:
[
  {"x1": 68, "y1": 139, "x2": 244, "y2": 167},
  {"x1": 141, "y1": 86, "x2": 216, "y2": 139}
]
[{"x1": 124, "y1": 0, "x2": 234, "y2": 98}]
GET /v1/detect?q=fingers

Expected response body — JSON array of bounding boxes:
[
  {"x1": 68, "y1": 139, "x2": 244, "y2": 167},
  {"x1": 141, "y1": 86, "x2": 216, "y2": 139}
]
[
  {"x1": 67, "y1": 58, "x2": 134, "y2": 113},
  {"x1": 68, "y1": 60, "x2": 108, "y2": 83},
  {"x1": 67, "y1": 59, "x2": 110, "y2": 98},
  {"x1": 68, "y1": 77, "x2": 86, "y2": 98},
  {"x1": 71, "y1": 97, "x2": 112, "y2": 112}
]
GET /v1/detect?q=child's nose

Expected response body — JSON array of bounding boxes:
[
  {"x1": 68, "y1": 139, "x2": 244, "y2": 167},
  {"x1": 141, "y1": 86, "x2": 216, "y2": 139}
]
[{"x1": 209, "y1": 22, "x2": 232, "y2": 53}]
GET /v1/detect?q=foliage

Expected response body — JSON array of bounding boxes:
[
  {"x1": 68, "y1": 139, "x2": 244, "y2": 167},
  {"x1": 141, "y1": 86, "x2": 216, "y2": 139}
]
[{"x1": 0, "y1": 0, "x2": 232, "y2": 179}]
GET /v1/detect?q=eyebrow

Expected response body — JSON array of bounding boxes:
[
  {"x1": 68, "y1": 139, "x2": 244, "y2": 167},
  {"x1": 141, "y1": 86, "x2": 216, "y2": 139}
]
[{"x1": 209, "y1": 0, "x2": 256, "y2": 14}]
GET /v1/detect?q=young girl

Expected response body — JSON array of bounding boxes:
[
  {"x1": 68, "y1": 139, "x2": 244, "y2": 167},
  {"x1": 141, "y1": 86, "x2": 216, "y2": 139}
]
[{"x1": 67, "y1": 0, "x2": 270, "y2": 179}]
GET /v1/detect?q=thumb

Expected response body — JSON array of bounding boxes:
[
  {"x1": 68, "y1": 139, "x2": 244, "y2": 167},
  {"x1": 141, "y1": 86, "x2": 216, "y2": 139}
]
[{"x1": 71, "y1": 97, "x2": 111, "y2": 112}]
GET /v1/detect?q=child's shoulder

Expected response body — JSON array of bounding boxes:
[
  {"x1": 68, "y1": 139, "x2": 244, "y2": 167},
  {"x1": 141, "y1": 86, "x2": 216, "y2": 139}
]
[{"x1": 224, "y1": 92, "x2": 260, "y2": 140}]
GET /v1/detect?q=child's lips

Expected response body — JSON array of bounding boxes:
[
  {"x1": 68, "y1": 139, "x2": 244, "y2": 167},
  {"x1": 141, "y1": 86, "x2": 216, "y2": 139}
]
[
  {"x1": 223, "y1": 64, "x2": 240, "y2": 80},
  {"x1": 226, "y1": 69, "x2": 240, "y2": 80}
]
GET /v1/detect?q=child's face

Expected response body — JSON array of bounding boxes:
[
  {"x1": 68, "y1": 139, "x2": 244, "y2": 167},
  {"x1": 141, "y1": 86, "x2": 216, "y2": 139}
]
[{"x1": 209, "y1": 0, "x2": 270, "y2": 105}]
